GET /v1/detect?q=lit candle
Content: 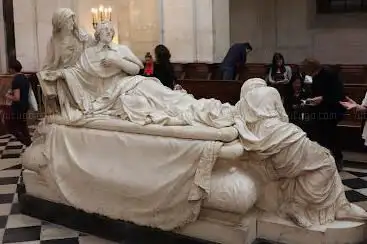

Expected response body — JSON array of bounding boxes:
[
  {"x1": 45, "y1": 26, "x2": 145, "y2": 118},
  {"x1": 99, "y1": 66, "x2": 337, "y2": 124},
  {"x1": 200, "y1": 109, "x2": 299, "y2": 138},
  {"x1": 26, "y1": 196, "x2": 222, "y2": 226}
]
[
  {"x1": 91, "y1": 8, "x2": 97, "y2": 22},
  {"x1": 99, "y1": 5, "x2": 104, "y2": 22},
  {"x1": 108, "y1": 7, "x2": 112, "y2": 21},
  {"x1": 104, "y1": 8, "x2": 108, "y2": 21}
]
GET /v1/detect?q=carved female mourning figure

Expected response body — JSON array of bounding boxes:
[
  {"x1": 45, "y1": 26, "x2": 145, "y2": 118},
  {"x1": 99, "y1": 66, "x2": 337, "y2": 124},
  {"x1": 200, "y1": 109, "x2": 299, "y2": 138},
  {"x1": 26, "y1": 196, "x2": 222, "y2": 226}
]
[{"x1": 39, "y1": 8, "x2": 94, "y2": 114}]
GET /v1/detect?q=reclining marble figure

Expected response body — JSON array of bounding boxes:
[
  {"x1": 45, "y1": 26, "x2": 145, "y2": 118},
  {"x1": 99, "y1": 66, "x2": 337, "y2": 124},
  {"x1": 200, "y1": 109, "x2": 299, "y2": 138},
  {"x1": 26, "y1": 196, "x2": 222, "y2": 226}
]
[{"x1": 22, "y1": 19, "x2": 367, "y2": 237}]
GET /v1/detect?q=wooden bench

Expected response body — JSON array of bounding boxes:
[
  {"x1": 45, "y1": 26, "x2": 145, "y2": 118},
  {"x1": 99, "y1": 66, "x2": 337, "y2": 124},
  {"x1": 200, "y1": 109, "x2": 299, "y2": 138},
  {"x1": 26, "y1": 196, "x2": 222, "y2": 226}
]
[
  {"x1": 338, "y1": 65, "x2": 367, "y2": 84},
  {"x1": 172, "y1": 63, "x2": 367, "y2": 85}
]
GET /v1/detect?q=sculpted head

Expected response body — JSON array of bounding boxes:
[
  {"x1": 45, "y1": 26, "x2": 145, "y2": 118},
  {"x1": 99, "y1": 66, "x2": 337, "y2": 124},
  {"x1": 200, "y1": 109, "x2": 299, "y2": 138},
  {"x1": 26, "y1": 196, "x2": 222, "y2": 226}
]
[
  {"x1": 240, "y1": 78, "x2": 267, "y2": 98},
  {"x1": 52, "y1": 8, "x2": 77, "y2": 34},
  {"x1": 95, "y1": 21, "x2": 115, "y2": 44}
]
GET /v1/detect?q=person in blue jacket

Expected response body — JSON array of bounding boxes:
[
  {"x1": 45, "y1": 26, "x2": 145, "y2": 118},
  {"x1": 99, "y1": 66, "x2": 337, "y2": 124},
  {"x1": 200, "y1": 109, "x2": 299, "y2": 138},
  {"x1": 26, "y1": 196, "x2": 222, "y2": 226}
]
[{"x1": 220, "y1": 42, "x2": 252, "y2": 80}]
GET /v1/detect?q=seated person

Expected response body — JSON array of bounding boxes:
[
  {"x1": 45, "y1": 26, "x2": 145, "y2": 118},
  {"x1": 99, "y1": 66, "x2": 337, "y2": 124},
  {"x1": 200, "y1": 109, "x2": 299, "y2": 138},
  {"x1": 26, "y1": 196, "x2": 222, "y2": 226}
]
[
  {"x1": 141, "y1": 52, "x2": 154, "y2": 77},
  {"x1": 283, "y1": 73, "x2": 310, "y2": 130},
  {"x1": 153, "y1": 45, "x2": 176, "y2": 90},
  {"x1": 267, "y1": 52, "x2": 292, "y2": 85},
  {"x1": 220, "y1": 42, "x2": 252, "y2": 80}
]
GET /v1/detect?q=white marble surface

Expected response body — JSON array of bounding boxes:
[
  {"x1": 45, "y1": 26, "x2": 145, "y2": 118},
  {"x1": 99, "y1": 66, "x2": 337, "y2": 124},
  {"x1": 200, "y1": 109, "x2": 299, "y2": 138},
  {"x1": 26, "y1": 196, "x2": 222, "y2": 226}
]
[{"x1": 257, "y1": 213, "x2": 367, "y2": 244}]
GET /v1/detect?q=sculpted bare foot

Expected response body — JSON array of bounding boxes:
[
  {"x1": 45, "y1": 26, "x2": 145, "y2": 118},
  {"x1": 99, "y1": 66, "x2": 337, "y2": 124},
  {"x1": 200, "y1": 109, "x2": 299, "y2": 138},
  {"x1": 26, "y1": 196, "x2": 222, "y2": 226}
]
[
  {"x1": 286, "y1": 212, "x2": 312, "y2": 228},
  {"x1": 336, "y1": 203, "x2": 367, "y2": 221},
  {"x1": 284, "y1": 203, "x2": 312, "y2": 228}
]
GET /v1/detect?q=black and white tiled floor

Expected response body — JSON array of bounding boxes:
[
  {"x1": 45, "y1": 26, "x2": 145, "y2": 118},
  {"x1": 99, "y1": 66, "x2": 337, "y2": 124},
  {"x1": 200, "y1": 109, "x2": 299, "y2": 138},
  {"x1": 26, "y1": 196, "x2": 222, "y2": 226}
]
[{"x1": 0, "y1": 130, "x2": 366, "y2": 243}]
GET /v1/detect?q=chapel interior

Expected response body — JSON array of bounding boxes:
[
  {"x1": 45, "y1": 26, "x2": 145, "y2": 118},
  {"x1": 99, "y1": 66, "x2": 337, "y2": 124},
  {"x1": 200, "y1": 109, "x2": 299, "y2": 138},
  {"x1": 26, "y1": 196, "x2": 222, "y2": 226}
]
[{"x1": 0, "y1": 0, "x2": 367, "y2": 244}]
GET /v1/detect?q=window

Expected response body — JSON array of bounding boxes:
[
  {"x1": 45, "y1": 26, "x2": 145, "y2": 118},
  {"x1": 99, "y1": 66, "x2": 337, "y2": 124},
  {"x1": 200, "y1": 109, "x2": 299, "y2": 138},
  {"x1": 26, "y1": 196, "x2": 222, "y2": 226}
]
[{"x1": 317, "y1": 0, "x2": 367, "y2": 13}]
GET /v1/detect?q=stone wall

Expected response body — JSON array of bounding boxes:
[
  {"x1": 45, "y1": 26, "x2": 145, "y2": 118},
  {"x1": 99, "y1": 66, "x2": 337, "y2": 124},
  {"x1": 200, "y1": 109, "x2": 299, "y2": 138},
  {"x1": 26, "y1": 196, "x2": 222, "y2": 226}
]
[
  {"x1": 10, "y1": 0, "x2": 231, "y2": 70},
  {"x1": 230, "y1": 0, "x2": 367, "y2": 64},
  {"x1": 13, "y1": 0, "x2": 74, "y2": 72}
]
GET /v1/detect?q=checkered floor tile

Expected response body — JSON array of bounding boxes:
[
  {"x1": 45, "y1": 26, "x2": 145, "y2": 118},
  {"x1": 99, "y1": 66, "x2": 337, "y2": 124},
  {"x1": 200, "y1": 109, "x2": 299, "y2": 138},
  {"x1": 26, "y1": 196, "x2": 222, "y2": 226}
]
[{"x1": 0, "y1": 127, "x2": 366, "y2": 243}]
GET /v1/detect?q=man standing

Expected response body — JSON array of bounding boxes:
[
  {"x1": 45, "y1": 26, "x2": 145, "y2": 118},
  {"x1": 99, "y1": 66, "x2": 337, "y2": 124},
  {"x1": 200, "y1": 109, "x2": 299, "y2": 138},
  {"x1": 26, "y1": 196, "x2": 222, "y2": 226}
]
[
  {"x1": 302, "y1": 58, "x2": 345, "y2": 171},
  {"x1": 220, "y1": 42, "x2": 252, "y2": 80},
  {"x1": 5, "y1": 59, "x2": 32, "y2": 147}
]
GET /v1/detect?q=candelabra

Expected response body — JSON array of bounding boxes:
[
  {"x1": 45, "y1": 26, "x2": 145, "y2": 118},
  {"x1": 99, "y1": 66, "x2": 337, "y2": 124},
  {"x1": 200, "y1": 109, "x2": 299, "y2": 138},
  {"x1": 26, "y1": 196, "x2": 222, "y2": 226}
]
[{"x1": 91, "y1": 5, "x2": 112, "y2": 29}]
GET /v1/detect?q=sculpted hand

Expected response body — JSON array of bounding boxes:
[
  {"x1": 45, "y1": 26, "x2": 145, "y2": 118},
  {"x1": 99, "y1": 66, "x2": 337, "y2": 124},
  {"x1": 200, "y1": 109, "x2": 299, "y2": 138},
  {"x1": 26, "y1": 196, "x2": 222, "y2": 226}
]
[
  {"x1": 101, "y1": 58, "x2": 115, "y2": 68},
  {"x1": 44, "y1": 70, "x2": 63, "y2": 82}
]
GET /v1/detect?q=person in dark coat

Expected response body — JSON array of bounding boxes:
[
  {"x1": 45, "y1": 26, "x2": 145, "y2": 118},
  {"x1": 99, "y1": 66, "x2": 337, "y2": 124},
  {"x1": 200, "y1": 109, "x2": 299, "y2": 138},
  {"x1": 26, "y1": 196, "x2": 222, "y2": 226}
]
[
  {"x1": 153, "y1": 45, "x2": 176, "y2": 89},
  {"x1": 283, "y1": 73, "x2": 311, "y2": 130},
  {"x1": 5, "y1": 59, "x2": 32, "y2": 147},
  {"x1": 220, "y1": 42, "x2": 252, "y2": 80},
  {"x1": 301, "y1": 58, "x2": 346, "y2": 171}
]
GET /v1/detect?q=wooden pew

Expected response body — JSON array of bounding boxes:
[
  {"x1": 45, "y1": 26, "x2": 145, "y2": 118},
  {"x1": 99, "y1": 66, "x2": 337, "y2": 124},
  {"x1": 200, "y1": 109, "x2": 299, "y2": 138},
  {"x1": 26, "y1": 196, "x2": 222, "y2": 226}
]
[
  {"x1": 172, "y1": 63, "x2": 186, "y2": 80},
  {"x1": 338, "y1": 65, "x2": 367, "y2": 84},
  {"x1": 176, "y1": 79, "x2": 242, "y2": 105},
  {"x1": 237, "y1": 63, "x2": 268, "y2": 81},
  {"x1": 184, "y1": 63, "x2": 212, "y2": 80}
]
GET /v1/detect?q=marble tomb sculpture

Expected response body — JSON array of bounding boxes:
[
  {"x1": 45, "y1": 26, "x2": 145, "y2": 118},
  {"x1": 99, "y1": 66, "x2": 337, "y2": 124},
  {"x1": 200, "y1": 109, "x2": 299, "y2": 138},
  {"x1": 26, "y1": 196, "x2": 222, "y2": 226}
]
[
  {"x1": 21, "y1": 15, "x2": 367, "y2": 244},
  {"x1": 40, "y1": 8, "x2": 95, "y2": 115}
]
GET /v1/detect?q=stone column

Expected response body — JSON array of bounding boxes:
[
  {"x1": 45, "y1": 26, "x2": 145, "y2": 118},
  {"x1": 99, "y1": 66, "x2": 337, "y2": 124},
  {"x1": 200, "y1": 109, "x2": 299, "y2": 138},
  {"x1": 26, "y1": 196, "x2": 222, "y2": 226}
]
[
  {"x1": 212, "y1": 0, "x2": 230, "y2": 63},
  {"x1": 13, "y1": 0, "x2": 39, "y2": 71},
  {"x1": 123, "y1": 0, "x2": 160, "y2": 58},
  {"x1": 161, "y1": 0, "x2": 230, "y2": 63},
  {"x1": 161, "y1": 0, "x2": 196, "y2": 62}
]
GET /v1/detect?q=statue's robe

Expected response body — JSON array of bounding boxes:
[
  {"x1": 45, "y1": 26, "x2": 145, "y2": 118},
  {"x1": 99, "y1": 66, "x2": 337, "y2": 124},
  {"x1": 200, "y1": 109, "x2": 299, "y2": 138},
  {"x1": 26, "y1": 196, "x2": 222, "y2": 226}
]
[
  {"x1": 41, "y1": 43, "x2": 235, "y2": 128},
  {"x1": 234, "y1": 78, "x2": 349, "y2": 227},
  {"x1": 38, "y1": 30, "x2": 94, "y2": 114}
]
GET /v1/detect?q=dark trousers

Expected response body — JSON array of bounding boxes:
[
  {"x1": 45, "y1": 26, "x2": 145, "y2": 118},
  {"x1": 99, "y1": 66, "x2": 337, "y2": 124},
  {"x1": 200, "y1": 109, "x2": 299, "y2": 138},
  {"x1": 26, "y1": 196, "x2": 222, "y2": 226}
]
[
  {"x1": 221, "y1": 67, "x2": 236, "y2": 80},
  {"x1": 308, "y1": 118, "x2": 343, "y2": 169},
  {"x1": 7, "y1": 112, "x2": 32, "y2": 147}
]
